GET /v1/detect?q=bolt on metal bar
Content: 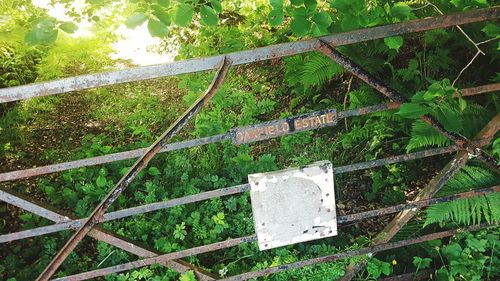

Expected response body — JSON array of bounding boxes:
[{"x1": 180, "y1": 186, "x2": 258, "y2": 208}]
[
  {"x1": 0, "y1": 187, "x2": 216, "y2": 280},
  {"x1": 1, "y1": 82, "x2": 496, "y2": 183},
  {"x1": 0, "y1": 8, "x2": 498, "y2": 103},
  {"x1": 35, "y1": 58, "x2": 232, "y2": 281},
  {"x1": 339, "y1": 114, "x2": 499, "y2": 280},
  {"x1": 52, "y1": 222, "x2": 494, "y2": 280},
  {"x1": 317, "y1": 41, "x2": 499, "y2": 173},
  {"x1": 220, "y1": 224, "x2": 493, "y2": 281}
]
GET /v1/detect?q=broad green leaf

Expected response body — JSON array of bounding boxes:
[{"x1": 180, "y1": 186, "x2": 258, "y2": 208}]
[
  {"x1": 384, "y1": 36, "x2": 403, "y2": 51},
  {"x1": 291, "y1": 0, "x2": 304, "y2": 5},
  {"x1": 291, "y1": 16, "x2": 310, "y2": 37},
  {"x1": 312, "y1": 12, "x2": 332, "y2": 28},
  {"x1": 147, "y1": 19, "x2": 168, "y2": 37},
  {"x1": 174, "y1": 4, "x2": 194, "y2": 27},
  {"x1": 397, "y1": 103, "x2": 430, "y2": 118},
  {"x1": 200, "y1": 5, "x2": 218, "y2": 26},
  {"x1": 153, "y1": 9, "x2": 171, "y2": 26},
  {"x1": 148, "y1": 167, "x2": 161, "y2": 176},
  {"x1": 304, "y1": 0, "x2": 317, "y2": 12},
  {"x1": 391, "y1": 3, "x2": 412, "y2": 20},
  {"x1": 125, "y1": 12, "x2": 147, "y2": 28},
  {"x1": 157, "y1": 0, "x2": 170, "y2": 7},
  {"x1": 96, "y1": 175, "x2": 107, "y2": 188},
  {"x1": 268, "y1": 9, "x2": 284, "y2": 26},
  {"x1": 59, "y1": 21, "x2": 78, "y2": 33},
  {"x1": 25, "y1": 17, "x2": 58, "y2": 45},
  {"x1": 482, "y1": 23, "x2": 500, "y2": 38},
  {"x1": 211, "y1": 0, "x2": 222, "y2": 13},
  {"x1": 434, "y1": 105, "x2": 462, "y2": 132},
  {"x1": 269, "y1": 0, "x2": 283, "y2": 9}
]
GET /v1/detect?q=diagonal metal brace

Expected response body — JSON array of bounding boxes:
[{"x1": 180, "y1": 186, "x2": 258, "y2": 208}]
[
  {"x1": 338, "y1": 114, "x2": 499, "y2": 280},
  {"x1": 317, "y1": 40, "x2": 499, "y2": 174},
  {"x1": 35, "y1": 57, "x2": 232, "y2": 281},
  {"x1": 0, "y1": 187, "x2": 217, "y2": 280}
]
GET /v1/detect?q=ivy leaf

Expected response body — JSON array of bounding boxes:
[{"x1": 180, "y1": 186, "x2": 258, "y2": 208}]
[
  {"x1": 384, "y1": 36, "x2": 403, "y2": 52},
  {"x1": 174, "y1": 3, "x2": 194, "y2": 27},
  {"x1": 211, "y1": 0, "x2": 222, "y2": 13},
  {"x1": 148, "y1": 19, "x2": 168, "y2": 37},
  {"x1": 291, "y1": 16, "x2": 311, "y2": 37},
  {"x1": 59, "y1": 21, "x2": 78, "y2": 33},
  {"x1": 200, "y1": 5, "x2": 218, "y2": 26},
  {"x1": 434, "y1": 105, "x2": 462, "y2": 132},
  {"x1": 126, "y1": 12, "x2": 147, "y2": 28},
  {"x1": 397, "y1": 103, "x2": 430, "y2": 118},
  {"x1": 25, "y1": 16, "x2": 58, "y2": 45},
  {"x1": 268, "y1": 9, "x2": 284, "y2": 26},
  {"x1": 482, "y1": 23, "x2": 500, "y2": 38}
]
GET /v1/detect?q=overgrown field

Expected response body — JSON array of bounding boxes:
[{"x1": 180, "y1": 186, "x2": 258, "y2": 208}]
[{"x1": 1, "y1": 0, "x2": 499, "y2": 280}]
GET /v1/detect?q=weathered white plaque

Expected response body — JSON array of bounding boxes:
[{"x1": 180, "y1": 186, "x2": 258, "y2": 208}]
[{"x1": 249, "y1": 160, "x2": 337, "y2": 250}]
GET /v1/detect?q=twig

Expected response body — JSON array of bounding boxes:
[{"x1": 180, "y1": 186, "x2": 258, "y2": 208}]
[
  {"x1": 343, "y1": 75, "x2": 353, "y2": 130},
  {"x1": 97, "y1": 250, "x2": 116, "y2": 268},
  {"x1": 452, "y1": 50, "x2": 481, "y2": 86},
  {"x1": 423, "y1": 1, "x2": 488, "y2": 86}
]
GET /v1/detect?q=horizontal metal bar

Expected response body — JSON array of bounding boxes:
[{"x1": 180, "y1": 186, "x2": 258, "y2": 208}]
[
  {"x1": 337, "y1": 186, "x2": 499, "y2": 223},
  {"x1": 0, "y1": 188, "x2": 216, "y2": 279},
  {"x1": 0, "y1": 8, "x2": 498, "y2": 103},
  {"x1": 221, "y1": 224, "x2": 492, "y2": 281},
  {"x1": 53, "y1": 222, "x2": 493, "y2": 280},
  {"x1": 0, "y1": 184, "x2": 250, "y2": 242},
  {"x1": 1, "y1": 82, "x2": 495, "y2": 183},
  {"x1": 35, "y1": 58, "x2": 232, "y2": 281},
  {"x1": 53, "y1": 235, "x2": 258, "y2": 281},
  {"x1": 1, "y1": 145, "x2": 479, "y2": 242}
]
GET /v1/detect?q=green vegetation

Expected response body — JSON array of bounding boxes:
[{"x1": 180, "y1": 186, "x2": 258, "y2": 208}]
[{"x1": 1, "y1": 0, "x2": 499, "y2": 280}]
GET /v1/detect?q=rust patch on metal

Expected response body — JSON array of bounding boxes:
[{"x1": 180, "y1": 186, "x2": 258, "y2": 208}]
[{"x1": 231, "y1": 109, "x2": 337, "y2": 145}]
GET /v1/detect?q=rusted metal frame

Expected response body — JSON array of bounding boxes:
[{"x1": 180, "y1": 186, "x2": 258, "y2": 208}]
[
  {"x1": 35, "y1": 58, "x2": 232, "y2": 281},
  {"x1": 2, "y1": 81, "x2": 496, "y2": 183},
  {"x1": 1, "y1": 138, "x2": 494, "y2": 243},
  {"x1": 3, "y1": 183, "x2": 497, "y2": 279},
  {"x1": 0, "y1": 134, "x2": 229, "y2": 183},
  {"x1": 317, "y1": 42, "x2": 499, "y2": 174},
  {"x1": 53, "y1": 223, "x2": 494, "y2": 281},
  {"x1": 0, "y1": 8, "x2": 498, "y2": 103},
  {"x1": 221, "y1": 224, "x2": 493, "y2": 281},
  {"x1": 339, "y1": 114, "x2": 500, "y2": 281},
  {"x1": 0, "y1": 187, "x2": 217, "y2": 280},
  {"x1": 0, "y1": 184, "x2": 251, "y2": 243}
]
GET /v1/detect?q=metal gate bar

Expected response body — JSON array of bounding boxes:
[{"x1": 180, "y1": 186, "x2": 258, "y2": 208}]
[
  {"x1": 339, "y1": 114, "x2": 500, "y2": 280},
  {"x1": 318, "y1": 42, "x2": 499, "y2": 173},
  {"x1": 1, "y1": 83, "x2": 496, "y2": 183},
  {"x1": 51, "y1": 222, "x2": 494, "y2": 280},
  {"x1": 0, "y1": 8, "x2": 498, "y2": 103},
  {"x1": 34, "y1": 58, "x2": 231, "y2": 281},
  {"x1": 0, "y1": 188, "x2": 217, "y2": 280}
]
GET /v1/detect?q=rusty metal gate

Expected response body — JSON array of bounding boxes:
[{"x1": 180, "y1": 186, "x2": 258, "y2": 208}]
[{"x1": 0, "y1": 7, "x2": 499, "y2": 281}]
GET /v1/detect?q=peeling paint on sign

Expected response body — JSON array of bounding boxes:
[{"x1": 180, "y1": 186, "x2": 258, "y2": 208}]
[{"x1": 249, "y1": 161, "x2": 337, "y2": 250}]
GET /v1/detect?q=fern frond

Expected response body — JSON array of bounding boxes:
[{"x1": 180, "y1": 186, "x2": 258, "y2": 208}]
[
  {"x1": 460, "y1": 102, "x2": 492, "y2": 138},
  {"x1": 406, "y1": 120, "x2": 452, "y2": 152},
  {"x1": 301, "y1": 53, "x2": 343, "y2": 89},
  {"x1": 424, "y1": 193, "x2": 500, "y2": 227},
  {"x1": 439, "y1": 165, "x2": 499, "y2": 196}
]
